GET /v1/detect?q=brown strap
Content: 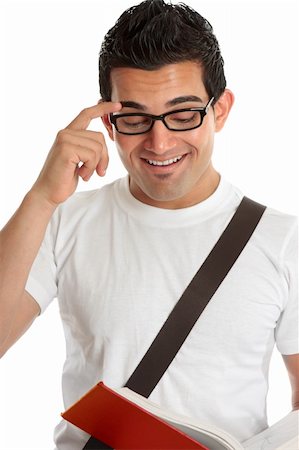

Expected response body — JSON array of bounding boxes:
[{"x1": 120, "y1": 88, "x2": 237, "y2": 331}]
[
  {"x1": 125, "y1": 196, "x2": 266, "y2": 397},
  {"x1": 83, "y1": 196, "x2": 266, "y2": 448}
]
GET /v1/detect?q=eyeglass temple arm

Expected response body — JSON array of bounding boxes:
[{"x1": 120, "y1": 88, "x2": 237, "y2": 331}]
[{"x1": 206, "y1": 96, "x2": 215, "y2": 111}]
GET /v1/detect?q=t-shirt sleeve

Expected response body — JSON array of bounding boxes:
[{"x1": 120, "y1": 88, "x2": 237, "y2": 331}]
[
  {"x1": 25, "y1": 214, "x2": 58, "y2": 314},
  {"x1": 275, "y1": 218, "x2": 298, "y2": 355}
]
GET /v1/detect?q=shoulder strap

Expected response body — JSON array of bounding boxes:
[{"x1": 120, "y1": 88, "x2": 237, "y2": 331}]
[
  {"x1": 125, "y1": 196, "x2": 266, "y2": 397},
  {"x1": 83, "y1": 196, "x2": 266, "y2": 449}
]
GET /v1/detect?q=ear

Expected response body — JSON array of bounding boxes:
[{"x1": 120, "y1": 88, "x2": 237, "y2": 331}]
[
  {"x1": 214, "y1": 89, "x2": 234, "y2": 132},
  {"x1": 101, "y1": 114, "x2": 115, "y2": 141}
]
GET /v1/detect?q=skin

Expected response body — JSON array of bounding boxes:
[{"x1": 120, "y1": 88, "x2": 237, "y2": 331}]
[
  {"x1": 103, "y1": 62, "x2": 233, "y2": 209},
  {"x1": 0, "y1": 61, "x2": 298, "y2": 412},
  {"x1": 0, "y1": 101, "x2": 122, "y2": 354}
]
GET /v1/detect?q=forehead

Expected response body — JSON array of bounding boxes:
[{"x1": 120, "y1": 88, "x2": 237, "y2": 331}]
[{"x1": 110, "y1": 61, "x2": 207, "y2": 108}]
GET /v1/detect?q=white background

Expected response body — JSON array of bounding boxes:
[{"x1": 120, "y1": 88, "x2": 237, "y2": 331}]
[{"x1": 0, "y1": 0, "x2": 298, "y2": 448}]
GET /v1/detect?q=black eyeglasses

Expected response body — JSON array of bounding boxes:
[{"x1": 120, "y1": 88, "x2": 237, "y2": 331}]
[{"x1": 109, "y1": 97, "x2": 215, "y2": 135}]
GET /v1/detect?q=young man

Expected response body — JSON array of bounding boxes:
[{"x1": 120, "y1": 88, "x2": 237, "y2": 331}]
[{"x1": 0, "y1": 0, "x2": 298, "y2": 449}]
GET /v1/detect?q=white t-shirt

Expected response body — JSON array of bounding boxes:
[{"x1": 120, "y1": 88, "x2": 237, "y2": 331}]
[{"x1": 26, "y1": 176, "x2": 298, "y2": 449}]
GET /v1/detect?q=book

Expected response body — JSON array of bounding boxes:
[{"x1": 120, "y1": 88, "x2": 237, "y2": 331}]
[
  {"x1": 62, "y1": 382, "x2": 298, "y2": 450},
  {"x1": 242, "y1": 410, "x2": 298, "y2": 450}
]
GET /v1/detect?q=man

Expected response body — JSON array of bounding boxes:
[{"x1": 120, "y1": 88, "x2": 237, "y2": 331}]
[{"x1": 0, "y1": 0, "x2": 298, "y2": 449}]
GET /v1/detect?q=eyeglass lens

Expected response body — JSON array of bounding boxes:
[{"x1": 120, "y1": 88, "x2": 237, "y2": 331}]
[{"x1": 115, "y1": 110, "x2": 203, "y2": 134}]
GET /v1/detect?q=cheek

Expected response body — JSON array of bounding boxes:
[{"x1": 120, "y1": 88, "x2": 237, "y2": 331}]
[
  {"x1": 195, "y1": 118, "x2": 215, "y2": 150},
  {"x1": 115, "y1": 134, "x2": 143, "y2": 156},
  {"x1": 113, "y1": 133, "x2": 126, "y2": 155},
  {"x1": 182, "y1": 124, "x2": 214, "y2": 154},
  {"x1": 114, "y1": 136, "x2": 139, "y2": 168}
]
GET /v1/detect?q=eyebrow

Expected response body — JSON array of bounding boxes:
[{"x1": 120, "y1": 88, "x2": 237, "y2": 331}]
[
  {"x1": 166, "y1": 96, "x2": 204, "y2": 107},
  {"x1": 121, "y1": 101, "x2": 146, "y2": 110},
  {"x1": 121, "y1": 95, "x2": 204, "y2": 111}
]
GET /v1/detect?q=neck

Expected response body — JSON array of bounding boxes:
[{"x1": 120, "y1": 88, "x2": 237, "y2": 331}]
[{"x1": 129, "y1": 168, "x2": 221, "y2": 210}]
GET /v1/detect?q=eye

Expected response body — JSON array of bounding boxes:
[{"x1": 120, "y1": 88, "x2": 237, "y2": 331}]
[
  {"x1": 169, "y1": 111, "x2": 198, "y2": 123},
  {"x1": 119, "y1": 116, "x2": 152, "y2": 129}
]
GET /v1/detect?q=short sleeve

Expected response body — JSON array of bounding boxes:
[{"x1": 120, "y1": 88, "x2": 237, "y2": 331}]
[
  {"x1": 25, "y1": 213, "x2": 58, "y2": 314},
  {"x1": 275, "y1": 219, "x2": 298, "y2": 355}
]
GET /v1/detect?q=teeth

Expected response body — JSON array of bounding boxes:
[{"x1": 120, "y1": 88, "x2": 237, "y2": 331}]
[{"x1": 146, "y1": 156, "x2": 183, "y2": 166}]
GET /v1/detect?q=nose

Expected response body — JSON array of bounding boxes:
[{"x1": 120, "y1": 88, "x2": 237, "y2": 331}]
[{"x1": 143, "y1": 120, "x2": 178, "y2": 154}]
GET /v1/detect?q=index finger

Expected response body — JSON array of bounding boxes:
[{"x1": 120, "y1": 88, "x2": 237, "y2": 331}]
[{"x1": 66, "y1": 102, "x2": 122, "y2": 131}]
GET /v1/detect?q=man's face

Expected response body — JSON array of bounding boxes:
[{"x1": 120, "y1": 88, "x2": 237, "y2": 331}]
[{"x1": 105, "y1": 61, "x2": 232, "y2": 209}]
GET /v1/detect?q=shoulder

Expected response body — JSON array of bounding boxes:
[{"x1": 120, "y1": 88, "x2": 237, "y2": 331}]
[
  {"x1": 248, "y1": 201, "x2": 298, "y2": 269},
  {"x1": 260, "y1": 205, "x2": 297, "y2": 245},
  {"x1": 227, "y1": 181, "x2": 298, "y2": 265},
  {"x1": 225, "y1": 180, "x2": 297, "y2": 240}
]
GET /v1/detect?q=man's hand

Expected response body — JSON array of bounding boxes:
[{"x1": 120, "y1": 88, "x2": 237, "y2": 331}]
[
  {"x1": 1, "y1": 103, "x2": 124, "y2": 353},
  {"x1": 31, "y1": 102, "x2": 122, "y2": 207}
]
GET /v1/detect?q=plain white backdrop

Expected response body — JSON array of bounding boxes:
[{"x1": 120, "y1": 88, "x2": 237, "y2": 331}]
[{"x1": 0, "y1": 0, "x2": 298, "y2": 448}]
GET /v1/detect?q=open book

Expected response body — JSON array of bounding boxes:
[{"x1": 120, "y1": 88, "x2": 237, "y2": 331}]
[{"x1": 62, "y1": 382, "x2": 298, "y2": 450}]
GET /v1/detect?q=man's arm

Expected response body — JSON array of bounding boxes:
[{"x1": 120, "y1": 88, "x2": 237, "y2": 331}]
[
  {"x1": 0, "y1": 102, "x2": 122, "y2": 357},
  {"x1": 0, "y1": 291, "x2": 41, "y2": 358},
  {"x1": 0, "y1": 191, "x2": 55, "y2": 357},
  {"x1": 282, "y1": 354, "x2": 299, "y2": 410}
]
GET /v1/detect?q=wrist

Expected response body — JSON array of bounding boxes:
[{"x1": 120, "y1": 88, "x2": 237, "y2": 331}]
[{"x1": 25, "y1": 188, "x2": 59, "y2": 215}]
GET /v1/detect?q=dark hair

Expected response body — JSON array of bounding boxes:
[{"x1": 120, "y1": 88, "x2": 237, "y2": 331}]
[{"x1": 99, "y1": 0, "x2": 226, "y2": 102}]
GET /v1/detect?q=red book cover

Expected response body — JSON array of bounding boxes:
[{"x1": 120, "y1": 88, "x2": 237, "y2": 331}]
[{"x1": 62, "y1": 382, "x2": 209, "y2": 449}]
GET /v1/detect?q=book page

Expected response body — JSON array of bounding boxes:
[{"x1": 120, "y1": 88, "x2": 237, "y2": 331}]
[
  {"x1": 119, "y1": 387, "x2": 244, "y2": 450},
  {"x1": 164, "y1": 419, "x2": 243, "y2": 450},
  {"x1": 276, "y1": 436, "x2": 299, "y2": 450},
  {"x1": 242, "y1": 411, "x2": 298, "y2": 450}
]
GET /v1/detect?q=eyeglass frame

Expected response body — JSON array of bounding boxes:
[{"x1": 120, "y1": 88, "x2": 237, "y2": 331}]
[{"x1": 109, "y1": 96, "x2": 215, "y2": 135}]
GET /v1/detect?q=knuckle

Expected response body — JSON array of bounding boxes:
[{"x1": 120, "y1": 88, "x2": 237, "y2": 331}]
[
  {"x1": 90, "y1": 148, "x2": 98, "y2": 161},
  {"x1": 56, "y1": 129, "x2": 68, "y2": 143},
  {"x1": 83, "y1": 149, "x2": 97, "y2": 167},
  {"x1": 97, "y1": 131, "x2": 105, "y2": 142},
  {"x1": 101, "y1": 148, "x2": 108, "y2": 161},
  {"x1": 89, "y1": 131, "x2": 104, "y2": 145},
  {"x1": 92, "y1": 141, "x2": 102, "y2": 156}
]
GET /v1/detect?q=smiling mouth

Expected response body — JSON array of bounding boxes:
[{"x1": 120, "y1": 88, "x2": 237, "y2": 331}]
[{"x1": 144, "y1": 155, "x2": 185, "y2": 167}]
